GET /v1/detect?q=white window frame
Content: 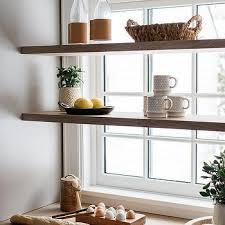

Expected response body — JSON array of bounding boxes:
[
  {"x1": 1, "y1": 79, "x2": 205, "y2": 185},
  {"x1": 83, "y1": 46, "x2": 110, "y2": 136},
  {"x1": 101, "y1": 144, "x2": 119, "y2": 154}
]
[
  {"x1": 89, "y1": 1, "x2": 225, "y2": 198},
  {"x1": 61, "y1": 0, "x2": 225, "y2": 218}
]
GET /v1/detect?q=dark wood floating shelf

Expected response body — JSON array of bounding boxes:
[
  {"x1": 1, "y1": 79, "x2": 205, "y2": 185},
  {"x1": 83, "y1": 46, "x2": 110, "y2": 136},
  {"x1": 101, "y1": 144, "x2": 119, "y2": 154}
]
[
  {"x1": 19, "y1": 39, "x2": 225, "y2": 56},
  {"x1": 21, "y1": 111, "x2": 225, "y2": 132}
]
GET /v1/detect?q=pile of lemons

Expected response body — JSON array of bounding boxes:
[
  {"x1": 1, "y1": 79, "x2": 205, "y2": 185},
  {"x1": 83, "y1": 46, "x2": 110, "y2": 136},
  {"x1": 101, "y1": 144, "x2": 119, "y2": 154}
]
[{"x1": 74, "y1": 98, "x2": 104, "y2": 109}]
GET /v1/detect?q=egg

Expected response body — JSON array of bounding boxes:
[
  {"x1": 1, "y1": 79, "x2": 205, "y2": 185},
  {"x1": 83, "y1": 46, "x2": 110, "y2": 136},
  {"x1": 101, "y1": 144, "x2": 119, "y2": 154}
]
[
  {"x1": 117, "y1": 205, "x2": 125, "y2": 211},
  {"x1": 86, "y1": 206, "x2": 95, "y2": 213},
  {"x1": 108, "y1": 207, "x2": 116, "y2": 216},
  {"x1": 96, "y1": 206, "x2": 104, "y2": 211},
  {"x1": 116, "y1": 211, "x2": 126, "y2": 221},
  {"x1": 116, "y1": 209, "x2": 125, "y2": 214},
  {"x1": 95, "y1": 208, "x2": 105, "y2": 217},
  {"x1": 97, "y1": 202, "x2": 106, "y2": 209},
  {"x1": 105, "y1": 210, "x2": 115, "y2": 220},
  {"x1": 126, "y1": 210, "x2": 136, "y2": 219}
]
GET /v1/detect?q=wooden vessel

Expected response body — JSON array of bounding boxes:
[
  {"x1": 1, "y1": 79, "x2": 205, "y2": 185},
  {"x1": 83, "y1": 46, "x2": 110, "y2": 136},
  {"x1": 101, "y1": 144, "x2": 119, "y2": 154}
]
[{"x1": 185, "y1": 216, "x2": 212, "y2": 225}]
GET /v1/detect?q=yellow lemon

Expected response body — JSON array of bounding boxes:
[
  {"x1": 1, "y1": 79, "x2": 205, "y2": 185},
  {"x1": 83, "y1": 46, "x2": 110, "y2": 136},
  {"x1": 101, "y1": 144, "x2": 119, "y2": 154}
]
[
  {"x1": 74, "y1": 98, "x2": 93, "y2": 109},
  {"x1": 91, "y1": 98, "x2": 104, "y2": 108}
]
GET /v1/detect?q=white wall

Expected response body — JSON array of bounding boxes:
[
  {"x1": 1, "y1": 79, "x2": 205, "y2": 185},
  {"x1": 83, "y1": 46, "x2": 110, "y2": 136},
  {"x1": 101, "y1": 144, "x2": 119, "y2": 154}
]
[{"x1": 0, "y1": 0, "x2": 61, "y2": 221}]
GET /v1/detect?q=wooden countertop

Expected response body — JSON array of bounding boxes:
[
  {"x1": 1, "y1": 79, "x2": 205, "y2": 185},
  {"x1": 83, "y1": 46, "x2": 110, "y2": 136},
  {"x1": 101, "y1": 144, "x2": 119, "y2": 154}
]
[{"x1": 1, "y1": 203, "x2": 188, "y2": 225}]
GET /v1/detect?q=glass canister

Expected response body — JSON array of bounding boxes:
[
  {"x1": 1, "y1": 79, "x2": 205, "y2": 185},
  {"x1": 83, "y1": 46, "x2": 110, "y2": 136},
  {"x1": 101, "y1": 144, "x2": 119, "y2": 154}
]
[
  {"x1": 68, "y1": 0, "x2": 88, "y2": 44},
  {"x1": 90, "y1": 0, "x2": 112, "y2": 41}
]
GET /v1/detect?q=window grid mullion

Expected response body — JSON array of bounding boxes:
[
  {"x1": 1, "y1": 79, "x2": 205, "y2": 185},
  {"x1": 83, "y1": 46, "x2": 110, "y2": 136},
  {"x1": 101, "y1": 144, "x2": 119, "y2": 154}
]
[
  {"x1": 148, "y1": 8, "x2": 153, "y2": 178},
  {"x1": 191, "y1": 4, "x2": 198, "y2": 185},
  {"x1": 143, "y1": 8, "x2": 150, "y2": 179}
]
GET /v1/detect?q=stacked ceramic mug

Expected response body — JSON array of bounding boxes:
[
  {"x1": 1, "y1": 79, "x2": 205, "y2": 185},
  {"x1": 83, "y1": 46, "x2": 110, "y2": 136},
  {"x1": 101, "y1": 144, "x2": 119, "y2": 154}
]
[{"x1": 144, "y1": 75, "x2": 190, "y2": 118}]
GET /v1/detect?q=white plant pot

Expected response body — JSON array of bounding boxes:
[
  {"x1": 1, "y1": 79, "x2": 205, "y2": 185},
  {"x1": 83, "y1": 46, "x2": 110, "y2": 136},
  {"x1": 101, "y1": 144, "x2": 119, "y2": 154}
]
[
  {"x1": 213, "y1": 204, "x2": 225, "y2": 225},
  {"x1": 59, "y1": 87, "x2": 81, "y2": 110}
]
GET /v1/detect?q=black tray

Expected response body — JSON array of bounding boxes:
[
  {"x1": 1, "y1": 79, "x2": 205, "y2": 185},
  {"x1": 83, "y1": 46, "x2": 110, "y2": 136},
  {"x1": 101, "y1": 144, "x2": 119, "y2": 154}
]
[{"x1": 59, "y1": 102, "x2": 114, "y2": 115}]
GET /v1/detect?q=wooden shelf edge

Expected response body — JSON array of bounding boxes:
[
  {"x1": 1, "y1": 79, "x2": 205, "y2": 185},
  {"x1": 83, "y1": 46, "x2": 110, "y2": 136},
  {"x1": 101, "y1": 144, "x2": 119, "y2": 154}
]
[
  {"x1": 19, "y1": 39, "x2": 225, "y2": 55},
  {"x1": 21, "y1": 111, "x2": 225, "y2": 132}
]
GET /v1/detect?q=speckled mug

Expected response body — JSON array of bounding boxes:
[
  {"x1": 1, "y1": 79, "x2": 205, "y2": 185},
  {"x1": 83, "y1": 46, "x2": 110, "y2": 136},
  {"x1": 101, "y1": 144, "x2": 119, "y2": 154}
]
[
  {"x1": 153, "y1": 75, "x2": 177, "y2": 96},
  {"x1": 168, "y1": 96, "x2": 190, "y2": 117},
  {"x1": 147, "y1": 96, "x2": 173, "y2": 118}
]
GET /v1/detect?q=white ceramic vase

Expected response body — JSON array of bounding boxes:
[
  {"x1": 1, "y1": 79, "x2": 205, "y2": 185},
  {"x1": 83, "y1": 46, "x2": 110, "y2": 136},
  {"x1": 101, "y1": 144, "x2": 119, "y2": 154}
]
[
  {"x1": 59, "y1": 87, "x2": 81, "y2": 110},
  {"x1": 213, "y1": 204, "x2": 225, "y2": 225}
]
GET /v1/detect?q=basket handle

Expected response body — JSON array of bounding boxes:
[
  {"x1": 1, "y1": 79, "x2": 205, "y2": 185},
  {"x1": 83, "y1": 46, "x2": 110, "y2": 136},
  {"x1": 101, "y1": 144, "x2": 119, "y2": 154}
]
[
  {"x1": 65, "y1": 174, "x2": 77, "y2": 179},
  {"x1": 127, "y1": 19, "x2": 139, "y2": 27},
  {"x1": 185, "y1": 15, "x2": 202, "y2": 34}
]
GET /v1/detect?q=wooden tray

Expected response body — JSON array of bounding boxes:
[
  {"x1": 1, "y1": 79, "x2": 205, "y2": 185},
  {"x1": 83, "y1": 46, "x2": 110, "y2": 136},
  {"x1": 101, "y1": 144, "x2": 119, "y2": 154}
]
[
  {"x1": 76, "y1": 212, "x2": 146, "y2": 225},
  {"x1": 185, "y1": 216, "x2": 212, "y2": 225}
]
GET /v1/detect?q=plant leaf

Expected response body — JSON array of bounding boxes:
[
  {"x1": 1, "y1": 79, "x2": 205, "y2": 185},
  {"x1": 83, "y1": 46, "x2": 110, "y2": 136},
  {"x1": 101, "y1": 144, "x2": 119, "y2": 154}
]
[
  {"x1": 203, "y1": 182, "x2": 211, "y2": 189},
  {"x1": 200, "y1": 191, "x2": 210, "y2": 197}
]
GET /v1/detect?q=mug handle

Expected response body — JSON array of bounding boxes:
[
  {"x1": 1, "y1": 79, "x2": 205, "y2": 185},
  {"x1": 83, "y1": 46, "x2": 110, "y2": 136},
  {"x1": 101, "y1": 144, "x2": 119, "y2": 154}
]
[
  {"x1": 164, "y1": 98, "x2": 173, "y2": 110},
  {"x1": 169, "y1": 76, "x2": 177, "y2": 88},
  {"x1": 183, "y1": 98, "x2": 190, "y2": 109}
]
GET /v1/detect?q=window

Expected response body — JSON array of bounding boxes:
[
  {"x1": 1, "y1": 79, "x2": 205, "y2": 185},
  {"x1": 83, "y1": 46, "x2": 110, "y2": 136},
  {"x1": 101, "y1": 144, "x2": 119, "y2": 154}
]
[{"x1": 93, "y1": 2, "x2": 225, "y2": 198}]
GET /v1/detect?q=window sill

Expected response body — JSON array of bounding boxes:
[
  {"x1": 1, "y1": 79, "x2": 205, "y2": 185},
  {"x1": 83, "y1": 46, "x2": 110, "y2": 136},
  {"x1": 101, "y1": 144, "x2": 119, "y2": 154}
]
[{"x1": 82, "y1": 185, "x2": 213, "y2": 220}]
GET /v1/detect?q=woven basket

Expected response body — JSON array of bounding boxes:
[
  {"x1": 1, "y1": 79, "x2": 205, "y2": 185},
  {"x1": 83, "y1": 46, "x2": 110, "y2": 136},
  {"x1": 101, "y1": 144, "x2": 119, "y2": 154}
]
[{"x1": 125, "y1": 15, "x2": 202, "y2": 42}]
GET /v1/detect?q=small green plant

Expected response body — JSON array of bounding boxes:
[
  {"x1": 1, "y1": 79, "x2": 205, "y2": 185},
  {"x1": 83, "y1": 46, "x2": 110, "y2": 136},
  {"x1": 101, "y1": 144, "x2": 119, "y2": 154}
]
[
  {"x1": 200, "y1": 150, "x2": 225, "y2": 204},
  {"x1": 57, "y1": 66, "x2": 83, "y2": 88}
]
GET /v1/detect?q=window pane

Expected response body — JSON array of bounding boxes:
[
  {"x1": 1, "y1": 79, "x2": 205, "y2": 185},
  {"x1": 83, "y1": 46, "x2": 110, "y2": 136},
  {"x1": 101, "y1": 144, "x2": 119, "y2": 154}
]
[
  {"x1": 197, "y1": 143, "x2": 225, "y2": 183},
  {"x1": 198, "y1": 4, "x2": 225, "y2": 39},
  {"x1": 105, "y1": 96, "x2": 143, "y2": 112},
  {"x1": 105, "y1": 10, "x2": 143, "y2": 93},
  {"x1": 197, "y1": 98, "x2": 225, "y2": 140},
  {"x1": 152, "y1": 6, "x2": 192, "y2": 24},
  {"x1": 105, "y1": 55, "x2": 143, "y2": 92},
  {"x1": 152, "y1": 53, "x2": 192, "y2": 93},
  {"x1": 197, "y1": 131, "x2": 225, "y2": 141},
  {"x1": 105, "y1": 96, "x2": 143, "y2": 134},
  {"x1": 197, "y1": 53, "x2": 225, "y2": 94},
  {"x1": 112, "y1": 10, "x2": 143, "y2": 43},
  {"x1": 105, "y1": 126, "x2": 143, "y2": 135},
  {"x1": 151, "y1": 128, "x2": 191, "y2": 138},
  {"x1": 150, "y1": 140, "x2": 191, "y2": 182},
  {"x1": 105, "y1": 137, "x2": 144, "y2": 177},
  {"x1": 197, "y1": 97, "x2": 225, "y2": 116}
]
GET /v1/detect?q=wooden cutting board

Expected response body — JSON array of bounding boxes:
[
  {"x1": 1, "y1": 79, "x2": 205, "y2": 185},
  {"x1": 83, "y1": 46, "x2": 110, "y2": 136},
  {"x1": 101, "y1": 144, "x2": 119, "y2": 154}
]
[{"x1": 76, "y1": 212, "x2": 146, "y2": 225}]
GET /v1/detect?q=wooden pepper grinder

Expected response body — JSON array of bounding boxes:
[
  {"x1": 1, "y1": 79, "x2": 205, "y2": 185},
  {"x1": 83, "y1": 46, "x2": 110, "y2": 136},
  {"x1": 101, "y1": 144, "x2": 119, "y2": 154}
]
[{"x1": 60, "y1": 174, "x2": 82, "y2": 212}]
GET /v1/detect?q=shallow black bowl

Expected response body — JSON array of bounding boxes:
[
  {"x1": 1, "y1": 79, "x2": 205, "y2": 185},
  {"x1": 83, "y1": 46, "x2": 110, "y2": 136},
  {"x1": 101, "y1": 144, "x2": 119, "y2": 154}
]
[{"x1": 59, "y1": 102, "x2": 114, "y2": 115}]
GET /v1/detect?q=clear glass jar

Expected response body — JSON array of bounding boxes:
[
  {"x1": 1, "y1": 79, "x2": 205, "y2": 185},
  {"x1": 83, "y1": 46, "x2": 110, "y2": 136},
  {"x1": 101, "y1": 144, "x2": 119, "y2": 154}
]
[
  {"x1": 68, "y1": 0, "x2": 88, "y2": 44},
  {"x1": 90, "y1": 0, "x2": 112, "y2": 41}
]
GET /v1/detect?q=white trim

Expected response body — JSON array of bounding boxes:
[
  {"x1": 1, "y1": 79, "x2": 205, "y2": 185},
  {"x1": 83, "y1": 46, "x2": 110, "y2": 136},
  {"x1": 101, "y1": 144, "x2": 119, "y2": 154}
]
[
  {"x1": 111, "y1": 0, "x2": 225, "y2": 11},
  {"x1": 102, "y1": 132, "x2": 225, "y2": 144},
  {"x1": 63, "y1": 124, "x2": 82, "y2": 177},
  {"x1": 103, "y1": 92, "x2": 225, "y2": 98},
  {"x1": 62, "y1": 58, "x2": 83, "y2": 178},
  {"x1": 110, "y1": 0, "x2": 224, "y2": 3},
  {"x1": 61, "y1": 0, "x2": 83, "y2": 178},
  {"x1": 60, "y1": 0, "x2": 225, "y2": 218},
  {"x1": 82, "y1": 185, "x2": 213, "y2": 219},
  {"x1": 96, "y1": 169, "x2": 203, "y2": 197},
  {"x1": 94, "y1": 2, "x2": 225, "y2": 199}
]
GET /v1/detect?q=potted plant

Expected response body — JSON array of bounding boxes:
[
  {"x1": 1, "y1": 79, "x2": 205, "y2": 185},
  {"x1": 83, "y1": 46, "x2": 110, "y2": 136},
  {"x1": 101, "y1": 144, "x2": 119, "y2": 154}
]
[
  {"x1": 57, "y1": 66, "x2": 83, "y2": 109},
  {"x1": 200, "y1": 150, "x2": 225, "y2": 225}
]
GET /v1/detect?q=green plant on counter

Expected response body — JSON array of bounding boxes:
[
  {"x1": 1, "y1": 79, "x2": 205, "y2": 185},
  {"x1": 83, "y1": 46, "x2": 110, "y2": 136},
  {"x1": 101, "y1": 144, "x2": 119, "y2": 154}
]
[
  {"x1": 57, "y1": 66, "x2": 83, "y2": 88},
  {"x1": 200, "y1": 150, "x2": 225, "y2": 204}
]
